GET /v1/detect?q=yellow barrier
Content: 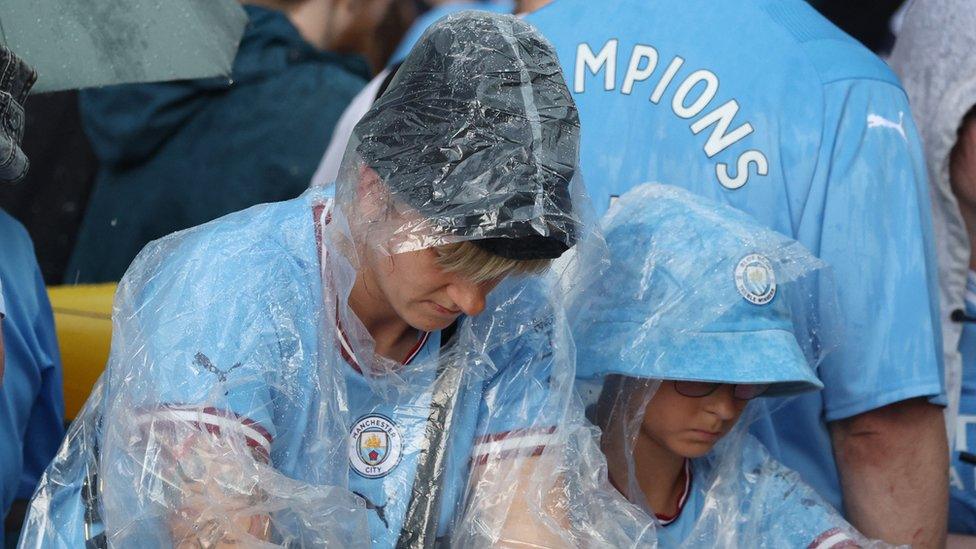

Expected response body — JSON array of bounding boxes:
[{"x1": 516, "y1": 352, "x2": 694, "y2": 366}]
[{"x1": 48, "y1": 283, "x2": 115, "y2": 421}]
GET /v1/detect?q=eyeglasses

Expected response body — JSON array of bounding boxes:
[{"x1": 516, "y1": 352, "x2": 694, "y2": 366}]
[{"x1": 672, "y1": 381, "x2": 770, "y2": 401}]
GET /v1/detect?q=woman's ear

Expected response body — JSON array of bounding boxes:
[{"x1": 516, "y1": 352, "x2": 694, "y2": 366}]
[{"x1": 356, "y1": 164, "x2": 389, "y2": 222}]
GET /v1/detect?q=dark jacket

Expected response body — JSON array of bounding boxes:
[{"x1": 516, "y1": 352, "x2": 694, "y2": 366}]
[{"x1": 66, "y1": 6, "x2": 369, "y2": 283}]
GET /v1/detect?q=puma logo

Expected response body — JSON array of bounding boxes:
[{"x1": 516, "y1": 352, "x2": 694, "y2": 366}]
[
  {"x1": 193, "y1": 352, "x2": 242, "y2": 382},
  {"x1": 866, "y1": 112, "x2": 906, "y2": 140},
  {"x1": 353, "y1": 491, "x2": 389, "y2": 528}
]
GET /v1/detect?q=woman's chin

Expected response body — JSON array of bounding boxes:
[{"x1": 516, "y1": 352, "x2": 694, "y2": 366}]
[{"x1": 406, "y1": 312, "x2": 456, "y2": 333}]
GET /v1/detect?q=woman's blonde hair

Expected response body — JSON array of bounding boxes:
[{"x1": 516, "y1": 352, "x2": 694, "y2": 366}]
[{"x1": 435, "y1": 241, "x2": 552, "y2": 284}]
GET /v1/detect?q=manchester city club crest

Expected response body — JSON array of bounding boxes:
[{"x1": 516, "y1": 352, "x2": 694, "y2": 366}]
[
  {"x1": 349, "y1": 414, "x2": 402, "y2": 478},
  {"x1": 734, "y1": 253, "x2": 776, "y2": 305}
]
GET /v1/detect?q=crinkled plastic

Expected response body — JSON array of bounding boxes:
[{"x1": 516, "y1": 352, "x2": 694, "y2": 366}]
[
  {"x1": 20, "y1": 11, "x2": 608, "y2": 549},
  {"x1": 549, "y1": 184, "x2": 883, "y2": 547},
  {"x1": 332, "y1": 11, "x2": 581, "y2": 260},
  {"x1": 572, "y1": 184, "x2": 840, "y2": 395},
  {"x1": 443, "y1": 184, "x2": 884, "y2": 548}
]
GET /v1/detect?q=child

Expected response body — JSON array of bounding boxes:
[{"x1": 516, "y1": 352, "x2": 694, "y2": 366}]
[
  {"x1": 22, "y1": 12, "x2": 589, "y2": 548},
  {"x1": 571, "y1": 183, "x2": 867, "y2": 547}
]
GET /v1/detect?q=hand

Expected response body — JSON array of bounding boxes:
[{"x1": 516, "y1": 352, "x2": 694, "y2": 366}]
[{"x1": 136, "y1": 425, "x2": 273, "y2": 546}]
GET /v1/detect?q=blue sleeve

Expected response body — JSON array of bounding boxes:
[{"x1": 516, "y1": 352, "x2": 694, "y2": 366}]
[
  {"x1": 0, "y1": 214, "x2": 65, "y2": 509},
  {"x1": 736, "y1": 439, "x2": 859, "y2": 547},
  {"x1": 471, "y1": 282, "x2": 563, "y2": 462},
  {"x1": 806, "y1": 79, "x2": 944, "y2": 421},
  {"x1": 117, "y1": 236, "x2": 291, "y2": 452},
  {"x1": 17, "y1": 262, "x2": 65, "y2": 500}
]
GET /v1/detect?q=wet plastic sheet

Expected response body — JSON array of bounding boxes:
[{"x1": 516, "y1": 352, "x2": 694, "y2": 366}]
[
  {"x1": 553, "y1": 184, "x2": 885, "y2": 548},
  {"x1": 20, "y1": 11, "x2": 601, "y2": 548},
  {"x1": 332, "y1": 10, "x2": 580, "y2": 260}
]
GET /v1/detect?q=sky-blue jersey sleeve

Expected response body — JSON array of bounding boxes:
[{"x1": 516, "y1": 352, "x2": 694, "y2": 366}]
[
  {"x1": 471, "y1": 281, "x2": 564, "y2": 464},
  {"x1": 0, "y1": 212, "x2": 64, "y2": 516},
  {"x1": 112, "y1": 233, "x2": 307, "y2": 456},
  {"x1": 802, "y1": 78, "x2": 944, "y2": 421}
]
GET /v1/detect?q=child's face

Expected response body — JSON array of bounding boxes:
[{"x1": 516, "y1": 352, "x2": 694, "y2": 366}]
[{"x1": 640, "y1": 381, "x2": 749, "y2": 458}]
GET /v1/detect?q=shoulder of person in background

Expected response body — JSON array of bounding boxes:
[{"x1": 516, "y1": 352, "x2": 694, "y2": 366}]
[{"x1": 390, "y1": 0, "x2": 514, "y2": 65}]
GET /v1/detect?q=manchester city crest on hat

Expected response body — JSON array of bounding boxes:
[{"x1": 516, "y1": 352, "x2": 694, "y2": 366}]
[
  {"x1": 349, "y1": 414, "x2": 403, "y2": 479},
  {"x1": 734, "y1": 253, "x2": 776, "y2": 305}
]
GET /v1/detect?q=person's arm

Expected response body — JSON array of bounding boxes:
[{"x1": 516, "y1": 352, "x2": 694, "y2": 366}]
[
  {"x1": 830, "y1": 397, "x2": 948, "y2": 547},
  {"x1": 457, "y1": 281, "x2": 572, "y2": 546},
  {"x1": 161, "y1": 430, "x2": 272, "y2": 547},
  {"x1": 809, "y1": 77, "x2": 947, "y2": 546},
  {"x1": 96, "y1": 237, "x2": 285, "y2": 546},
  {"x1": 465, "y1": 453, "x2": 569, "y2": 548}
]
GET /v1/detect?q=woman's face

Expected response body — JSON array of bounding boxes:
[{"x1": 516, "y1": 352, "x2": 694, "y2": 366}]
[
  {"x1": 363, "y1": 245, "x2": 503, "y2": 332},
  {"x1": 639, "y1": 381, "x2": 749, "y2": 458},
  {"x1": 351, "y1": 165, "x2": 505, "y2": 332}
]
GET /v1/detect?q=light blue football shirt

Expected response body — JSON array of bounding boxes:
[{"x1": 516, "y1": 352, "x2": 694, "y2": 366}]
[
  {"x1": 527, "y1": 0, "x2": 944, "y2": 511},
  {"x1": 0, "y1": 209, "x2": 65, "y2": 542},
  {"x1": 99, "y1": 191, "x2": 560, "y2": 547},
  {"x1": 950, "y1": 271, "x2": 976, "y2": 534},
  {"x1": 389, "y1": 1, "x2": 514, "y2": 66},
  {"x1": 661, "y1": 437, "x2": 857, "y2": 548}
]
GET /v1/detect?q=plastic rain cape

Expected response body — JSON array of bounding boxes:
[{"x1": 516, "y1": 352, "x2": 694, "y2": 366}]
[
  {"x1": 20, "y1": 12, "x2": 601, "y2": 548},
  {"x1": 547, "y1": 184, "x2": 893, "y2": 548}
]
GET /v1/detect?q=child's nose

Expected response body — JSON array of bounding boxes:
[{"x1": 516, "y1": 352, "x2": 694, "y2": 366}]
[{"x1": 703, "y1": 385, "x2": 738, "y2": 420}]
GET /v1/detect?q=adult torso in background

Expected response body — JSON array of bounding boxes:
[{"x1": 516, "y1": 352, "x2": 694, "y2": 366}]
[
  {"x1": 0, "y1": 210, "x2": 63, "y2": 541},
  {"x1": 527, "y1": 0, "x2": 943, "y2": 512},
  {"x1": 65, "y1": 5, "x2": 370, "y2": 284}
]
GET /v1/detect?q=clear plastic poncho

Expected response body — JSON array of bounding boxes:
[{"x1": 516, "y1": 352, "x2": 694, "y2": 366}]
[
  {"x1": 546, "y1": 183, "x2": 891, "y2": 548},
  {"x1": 20, "y1": 12, "x2": 606, "y2": 548}
]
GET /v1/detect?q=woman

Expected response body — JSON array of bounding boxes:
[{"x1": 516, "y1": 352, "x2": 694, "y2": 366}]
[{"x1": 22, "y1": 12, "x2": 593, "y2": 548}]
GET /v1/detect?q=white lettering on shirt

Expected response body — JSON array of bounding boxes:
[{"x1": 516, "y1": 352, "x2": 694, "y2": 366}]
[
  {"x1": 576, "y1": 40, "x2": 617, "y2": 93},
  {"x1": 621, "y1": 45, "x2": 658, "y2": 95},
  {"x1": 573, "y1": 39, "x2": 768, "y2": 191}
]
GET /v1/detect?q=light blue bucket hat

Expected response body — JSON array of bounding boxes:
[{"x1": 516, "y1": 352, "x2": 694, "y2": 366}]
[{"x1": 572, "y1": 184, "x2": 826, "y2": 397}]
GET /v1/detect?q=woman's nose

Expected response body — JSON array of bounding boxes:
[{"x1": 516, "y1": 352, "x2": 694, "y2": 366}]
[{"x1": 446, "y1": 279, "x2": 488, "y2": 317}]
